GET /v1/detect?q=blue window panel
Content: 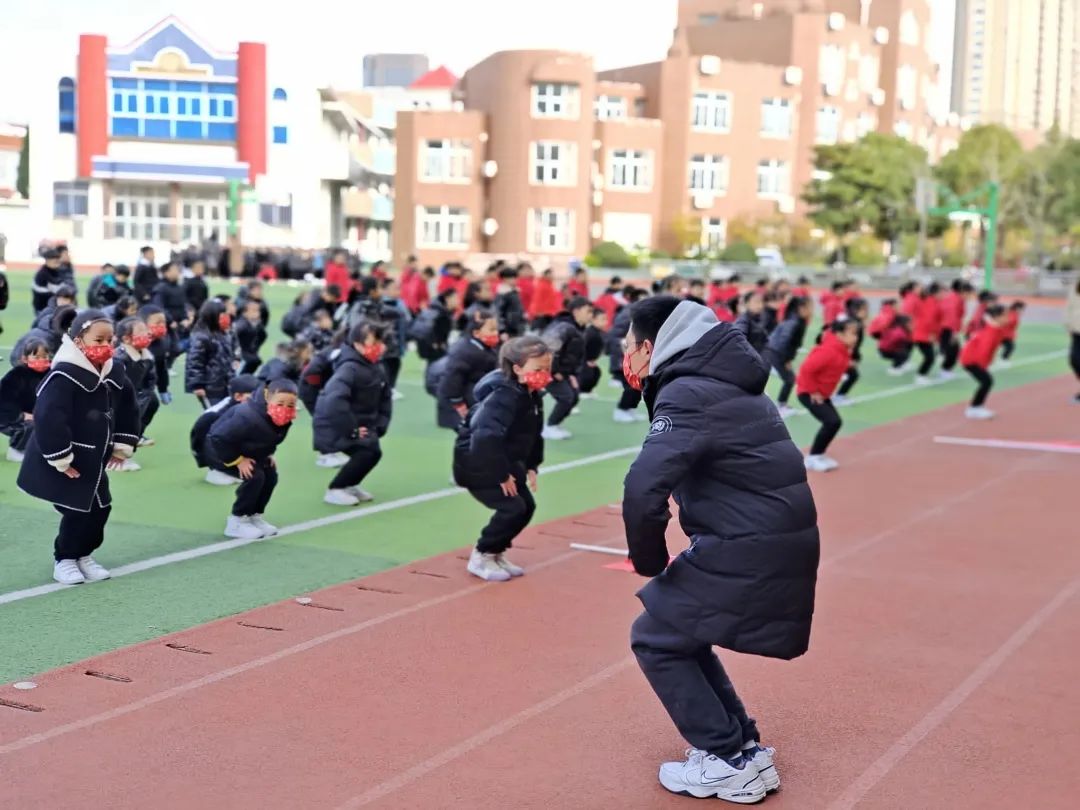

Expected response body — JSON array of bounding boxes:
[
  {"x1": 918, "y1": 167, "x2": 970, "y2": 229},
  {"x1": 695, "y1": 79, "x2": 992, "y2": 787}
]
[
  {"x1": 145, "y1": 96, "x2": 156, "y2": 114},
  {"x1": 176, "y1": 120, "x2": 204, "y2": 139},
  {"x1": 177, "y1": 97, "x2": 187, "y2": 115},
  {"x1": 59, "y1": 114, "x2": 75, "y2": 134},
  {"x1": 222, "y1": 99, "x2": 234, "y2": 117},
  {"x1": 159, "y1": 96, "x2": 170, "y2": 114},
  {"x1": 175, "y1": 80, "x2": 204, "y2": 93},
  {"x1": 273, "y1": 88, "x2": 288, "y2": 101},
  {"x1": 273, "y1": 126, "x2": 288, "y2": 145},
  {"x1": 113, "y1": 93, "x2": 124, "y2": 112},
  {"x1": 209, "y1": 98, "x2": 218, "y2": 116},
  {"x1": 144, "y1": 119, "x2": 171, "y2": 139},
  {"x1": 111, "y1": 117, "x2": 139, "y2": 136},
  {"x1": 208, "y1": 82, "x2": 235, "y2": 95},
  {"x1": 207, "y1": 122, "x2": 236, "y2": 141},
  {"x1": 112, "y1": 78, "x2": 137, "y2": 89},
  {"x1": 144, "y1": 79, "x2": 170, "y2": 91},
  {"x1": 191, "y1": 98, "x2": 201, "y2": 115},
  {"x1": 126, "y1": 94, "x2": 137, "y2": 112}
]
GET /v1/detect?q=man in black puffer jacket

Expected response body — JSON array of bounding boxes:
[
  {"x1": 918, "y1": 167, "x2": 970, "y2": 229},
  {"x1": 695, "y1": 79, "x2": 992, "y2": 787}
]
[
  {"x1": 621, "y1": 296, "x2": 819, "y2": 802},
  {"x1": 540, "y1": 297, "x2": 591, "y2": 440}
]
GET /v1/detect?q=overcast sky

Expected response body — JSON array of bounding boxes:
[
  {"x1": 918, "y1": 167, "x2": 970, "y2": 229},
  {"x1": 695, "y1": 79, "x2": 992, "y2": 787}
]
[{"x1": 0, "y1": 0, "x2": 957, "y2": 122}]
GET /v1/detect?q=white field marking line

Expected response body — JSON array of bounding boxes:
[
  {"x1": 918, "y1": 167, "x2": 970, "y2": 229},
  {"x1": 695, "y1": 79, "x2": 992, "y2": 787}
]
[
  {"x1": 0, "y1": 540, "x2": 626, "y2": 756},
  {"x1": 569, "y1": 543, "x2": 628, "y2": 557},
  {"x1": 0, "y1": 447, "x2": 640, "y2": 608},
  {"x1": 934, "y1": 436, "x2": 1080, "y2": 455},
  {"x1": 336, "y1": 657, "x2": 636, "y2": 809},
  {"x1": 827, "y1": 576, "x2": 1080, "y2": 810}
]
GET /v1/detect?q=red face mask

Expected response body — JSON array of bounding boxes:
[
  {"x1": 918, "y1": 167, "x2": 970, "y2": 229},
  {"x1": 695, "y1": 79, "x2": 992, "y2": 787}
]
[
  {"x1": 218, "y1": 314, "x2": 233, "y2": 331},
  {"x1": 521, "y1": 369, "x2": 553, "y2": 392},
  {"x1": 360, "y1": 343, "x2": 385, "y2": 364},
  {"x1": 27, "y1": 358, "x2": 51, "y2": 373},
  {"x1": 82, "y1": 344, "x2": 114, "y2": 368},
  {"x1": 478, "y1": 333, "x2": 500, "y2": 348},
  {"x1": 131, "y1": 334, "x2": 152, "y2": 351},
  {"x1": 266, "y1": 404, "x2": 297, "y2": 427},
  {"x1": 621, "y1": 345, "x2": 649, "y2": 392},
  {"x1": 149, "y1": 324, "x2": 167, "y2": 340}
]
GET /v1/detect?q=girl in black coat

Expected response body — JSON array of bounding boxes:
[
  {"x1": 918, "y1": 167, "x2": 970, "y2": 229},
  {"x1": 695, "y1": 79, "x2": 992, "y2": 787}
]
[
  {"x1": 0, "y1": 337, "x2": 51, "y2": 463},
  {"x1": 151, "y1": 262, "x2": 189, "y2": 370},
  {"x1": 435, "y1": 308, "x2": 500, "y2": 430},
  {"x1": 453, "y1": 336, "x2": 549, "y2": 582},
  {"x1": 115, "y1": 317, "x2": 159, "y2": 454},
  {"x1": 11, "y1": 305, "x2": 77, "y2": 367},
  {"x1": 209, "y1": 378, "x2": 297, "y2": 540},
  {"x1": 578, "y1": 307, "x2": 609, "y2": 396},
  {"x1": 763, "y1": 296, "x2": 812, "y2": 418},
  {"x1": 257, "y1": 339, "x2": 314, "y2": 387},
  {"x1": 236, "y1": 298, "x2": 269, "y2": 374},
  {"x1": 734, "y1": 290, "x2": 769, "y2": 356},
  {"x1": 138, "y1": 305, "x2": 172, "y2": 405},
  {"x1": 17, "y1": 310, "x2": 141, "y2": 586},
  {"x1": 313, "y1": 321, "x2": 392, "y2": 506},
  {"x1": 185, "y1": 299, "x2": 238, "y2": 408}
]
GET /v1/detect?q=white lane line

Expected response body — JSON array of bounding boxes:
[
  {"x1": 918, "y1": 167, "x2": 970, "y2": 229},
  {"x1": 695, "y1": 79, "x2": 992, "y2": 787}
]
[{"x1": 934, "y1": 436, "x2": 1080, "y2": 455}]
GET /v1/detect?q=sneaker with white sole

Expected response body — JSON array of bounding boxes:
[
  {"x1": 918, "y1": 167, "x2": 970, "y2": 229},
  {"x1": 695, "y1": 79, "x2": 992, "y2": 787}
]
[
  {"x1": 821, "y1": 456, "x2": 840, "y2": 471},
  {"x1": 495, "y1": 552, "x2": 525, "y2": 577},
  {"x1": 392, "y1": 389, "x2": 405, "y2": 401},
  {"x1": 742, "y1": 744, "x2": 780, "y2": 793},
  {"x1": 542, "y1": 425, "x2": 572, "y2": 441},
  {"x1": 578, "y1": 392, "x2": 597, "y2": 400},
  {"x1": 251, "y1": 515, "x2": 279, "y2": 536},
  {"x1": 116, "y1": 459, "x2": 141, "y2": 472},
  {"x1": 886, "y1": 366, "x2": 905, "y2": 376},
  {"x1": 658, "y1": 748, "x2": 767, "y2": 803},
  {"x1": 77, "y1": 556, "x2": 111, "y2": 582},
  {"x1": 324, "y1": 488, "x2": 360, "y2": 506},
  {"x1": 138, "y1": 436, "x2": 156, "y2": 447},
  {"x1": 805, "y1": 454, "x2": 834, "y2": 473},
  {"x1": 467, "y1": 549, "x2": 511, "y2": 582},
  {"x1": 224, "y1": 515, "x2": 264, "y2": 540},
  {"x1": 6, "y1": 447, "x2": 24, "y2": 463},
  {"x1": 608, "y1": 379, "x2": 623, "y2": 389},
  {"x1": 965, "y1": 406, "x2": 995, "y2": 420},
  {"x1": 316, "y1": 453, "x2": 348, "y2": 468},
  {"x1": 613, "y1": 409, "x2": 637, "y2": 424},
  {"x1": 53, "y1": 559, "x2": 86, "y2": 585},
  {"x1": 345, "y1": 486, "x2": 374, "y2": 503},
  {"x1": 833, "y1": 394, "x2": 853, "y2": 407},
  {"x1": 570, "y1": 406, "x2": 582, "y2": 416},
  {"x1": 914, "y1": 375, "x2": 933, "y2": 386},
  {"x1": 205, "y1": 469, "x2": 239, "y2": 486},
  {"x1": 994, "y1": 359, "x2": 1012, "y2": 370},
  {"x1": 938, "y1": 370, "x2": 956, "y2": 381},
  {"x1": 777, "y1": 404, "x2": 797, "y2": 419}
]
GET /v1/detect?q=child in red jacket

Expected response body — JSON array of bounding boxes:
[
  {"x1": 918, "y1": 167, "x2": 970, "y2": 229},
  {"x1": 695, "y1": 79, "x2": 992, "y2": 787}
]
[
  {"x1": 878, "y1": 314, "x2": 913, "y2": 375},
  {"x1": 961, "y1": 304, "x2": 1008, "y2": 419},
  {"x1": 965, "y1": 290, "x2": 998, "y2": 338},
  {"x1": 938, "y1": 280, "x2": 973, "y2": 380},
  {"x1": 997, "y1": 301, "x2": 1025, "y2": 366},
  {"x1": 868, "y1": 299, "x2": 898, "y2": 339},
  {"x1": 912, "y1": 282, "x2": 944, "y2": 384},
  {"x1": 797, "y1": 319, "x2": 858, "y2": 472}
]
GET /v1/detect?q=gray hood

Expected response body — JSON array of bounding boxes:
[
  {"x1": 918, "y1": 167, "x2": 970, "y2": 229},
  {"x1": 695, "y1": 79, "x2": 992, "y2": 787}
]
[{"x1": 649, "y1": 301, "x2": 720, "y2": 373}]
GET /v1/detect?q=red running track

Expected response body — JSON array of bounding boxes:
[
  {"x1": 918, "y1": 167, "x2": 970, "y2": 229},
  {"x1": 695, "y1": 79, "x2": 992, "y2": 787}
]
[{"x1": 2, "y1": 376, "x2": 1079, "y2": 809}]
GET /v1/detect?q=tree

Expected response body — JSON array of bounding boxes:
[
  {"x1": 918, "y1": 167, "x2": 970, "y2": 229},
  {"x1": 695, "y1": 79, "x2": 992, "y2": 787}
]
[
  {"x1": 720, "y1": 240, "x2": 757, "y2": 262},
  {"x1": 669, "y1": 214, "x2": 703, "y2": 258},
  {"x1": 16, "y1": 127, "x2": 28, "y2": 199},
  {"x1": 584, "y1": 240, "x2": 638, "y2": 269}
]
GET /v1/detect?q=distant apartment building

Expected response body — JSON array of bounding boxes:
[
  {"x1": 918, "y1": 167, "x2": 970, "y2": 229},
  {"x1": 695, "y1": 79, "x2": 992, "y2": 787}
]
[
  {"x1": 393, "y1": 0, "x2": 956, "y2": 265},
  {"x1": 363, "y1": 54, "x2": 430, "y2": 89},
  {"x1": 951, "y1": 0, "x2": 1079, "y2": 136},
  {"x1": 0, "y1": 124, "x2": 26, "y2": 199}
]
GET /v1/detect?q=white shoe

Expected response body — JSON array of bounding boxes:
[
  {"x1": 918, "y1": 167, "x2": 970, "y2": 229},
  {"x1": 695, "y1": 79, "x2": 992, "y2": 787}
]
[
  {"x1": 613, "y1": 409, "x2": 637, "y2": 424},
  {"x1": 994, "y1": 359, "x2": 1012, "y2": 370},
  {"x1": 608, "y1": 379, "x2": 623, "y2": 389},
  {"x1": 570, "y1": 406, "x2": 582, "y2": 416},
  {"x1": 138, "y1": 436, "x2": 156, "y2": 447},
  {"x1": 833, "y1": 394, "x2": 852, "y2": 407},
  {"x1": 938, "y1": 370, "x2": 956, "y2": 381},
  {"x1": 631, "y1": 411, "x2": 648, "y2": 422},
  {"x1": 392, "y1": 389, "x2": 405, "y2": 401},
  {"x1": 76, "y1": 556, "x2": 111, "y2": 582},
  {"x1": 115, "y1": 459, "x2": 141, "y2": 472},
  {"x1": 345, "y1": 486, "x2": 374, "y2": 503},
  {"x1": 542, "y1": 425, "x2": 571, "y2": 441},
  {"x1": 225, "y1": 515, "x2": 264, "y2": 540},
  {"x1": 466, "y1": 549, "x2": 511, "y2": 582},
  {"x1": 658, "y1": 748, "x2": 767, "y2": 803},
  {"x1": 821, "y1": 456, "x2": 840, "y2": 471},
  {"x1": 897, "y1": 361, "x2": 914, "y2": 373},
  {"x1": 205, "y1": 469, "x2": 239, "y2": 486},
  {"x1": 495, "y1": 552, "x2": 525, "y2": 577},
  {"x1": 743, "y1": 744, "x2": 780, "y2": 793},
  {"x1": 316, "y1": 453, "x2": 348, "y2": 468},
  {"x1": 53, "y1": 559, "x2": 86, "y2": 585},
  {"x1": 886, "y1": 366, "x2": 905, "y2": 376},
  {"x1": 777, "y1": 404, "x2": 797, "y2": 418},
  {"x1": 324, "y1": 488, "x2": 360, "y2": 506},
  {"x1": 805, "y1": 454, "x2": 834, "y2": 472},
  {"x1": 168, "y1": 368, "x2": 177, "y2": 377},
  {"x1": 914, "y1": 375, "x2": 932, "y2": 386},
  {"x1": 578, "y1": 392, "x2": 597, "y2": 400},
  {"x1": 251, "y1": 515, "x2": 278, "y2": 536},
  {"x1": 965, "y1": 406, "x2": 995, "y2": 420},
  {"x1": 6, "y1": 447, "x2": 24, "y2": 463}
]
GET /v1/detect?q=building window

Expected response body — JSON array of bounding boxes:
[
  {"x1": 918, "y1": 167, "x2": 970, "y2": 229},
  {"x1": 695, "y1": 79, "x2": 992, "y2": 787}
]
[
  {"x1": 819, "y1": 45, "x2": 845, "y2": 93},
  {"x1": 900, "y1": 10, "x2": 920, "y2": 46},
  {"x1": 859, "y1": 55, "x2": 879, "y2": 92},
  {"x1": 816, "y1": 107, "x2": 841, "y2": 144},
  {"x1": 691, "y1": 91, "x2": 731, "y2": 132},
  {"x1": 179, "y1": 191, "x2": 228, "y2": 243},
  {"x1": 897, "y1": 65, "x2": 917, "y2": 111},
  {"x1": 529, "y1": 208, "x2": 575, "y2": 253},
  {"x1": 58, "y1": 78, "x2": 76, "y2": 134},
  {"x1": 701, "y1": 217, "x2": 727, "y2": 252},
  {"x1": 53, "y1": 181, "x2": 88, "y2": 218},
  {"x1": 109, "y1": 78, "x2": 237, "y2": 141},
  {"x1": 532, "y1": 83, "x2": 580, "y2": 119},
  {"x1": 608, "y1": 149, "x2": 653, "y2": 190},
  {"x1": 531, "y1": 141, "x2": 577, "y2": 185},
  {"x1": 594, "y1": 95, "x2": 627, "y2": 120},
  {"x1": 857, "y1": 112, "x2": 876, "y2": 136},
  {"x1": 688, "y1": 154, "x2": 730, "y2": 194},
  {"x1": 894, "y1": 120, "x2": 913, "y2": 140},
  {"x1": 109, "y1": 186, "x2": 173, "y2": 240},
  {"x1": 756, "y1": 160, "x2": 789, "y2": 197},
  {"x1": 272, "y1": 87, "x2": 288, "y2": 145},
  {"x1": 760, "y1": 98, "x2": 792, "y2": 138},
  {"x1": 602, "y1": 212, "x2": 652, "y2": 249},
  {"x1": 259, "y1": 196, "x2": 293, "y2": 228},
  {"x1": 417, "y1": 205, "x2": 470, "y2": 248},
  {"x1": 421, "y1": 139, "x2": 473, "y2": 183}
]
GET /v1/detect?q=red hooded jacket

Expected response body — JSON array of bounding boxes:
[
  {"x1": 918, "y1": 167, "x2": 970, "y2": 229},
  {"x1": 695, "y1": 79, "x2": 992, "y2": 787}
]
[
  {"x1": 708, "y1": 283, "x2": 739, "y2": 308},
  {"x1": 878, "y1": 323, "x2": 912, "y2": 354},
  {"x1": 400, "y1": 268, "x2": 429, "y2": 314},
  {"x1": 324, "y1": 261, "x2": 351, "y2": 302},
  {"x1": 960, "y1": 323, "x2": 1004, "y2": 369},
  {"x1": 901, "y1": 291, "x2": 920, "y2": 318},
  {"x1": 517, "y1": 276, "x2": 535, "y2": 313},
  {"x1": 565, "y1": 278, "x2": 589, "y2": 300},
  {"x1": 594, "y1": 291, "x2": 624, "y2": 324},
  {"x1": 821, "y1": 291, "x2": 845, "y2": 325},
  {"x1": 868, "y1": 303, "x2": 897, "y2": 338},
  {"x1": 529, "y1": 277, "x2": 564, "y2": 319},
  {"x1": 1001, "y1": 309, "x2": 1021, "y2": 340},
  {"x1": 797, "y1": 332, "x2": 852, "y2": 398},
  {"x1": 912, "y1": 295, "x2": 943, "y2": 343},
  {"x1": 940, "y1": 291, "x2": 966, "y2": 332}
]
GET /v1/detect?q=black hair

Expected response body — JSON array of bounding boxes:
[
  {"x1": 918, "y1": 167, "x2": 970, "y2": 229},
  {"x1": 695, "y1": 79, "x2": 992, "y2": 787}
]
[
  {"x1": 114, "y1": 317, "x2": 143, "y2": 343},
  {"x1": 573, "y1": 267, "x2": 587, "y2": 277},
  {"x1": 567, "y1": 296, "x2": 592, "y2": 312},
  {"x1": 53, "y1": 306, "x2": 78, "y2": 335},
  {"x1": 437, "y1": 289, "x2": 458, "y2": 305},
  {"x1": 43, "y1": 248, "x2": 61, "y2": 260},
  {"x1": 623, "y1": 287, "x2": 648, "y2": 304},
  {"x1": 358, "y1": 276, "x2": 379, "y2": 296},
  {"x1": 796, "y1": 275, "x2": 810, "y2": 285},
  {"x1": 977, "y1": 290, "x2": 998, "y2": 304},
  {"x1": 894, "y1": 314, "x2": 912, "y2": 328},
  {"x1": 899, "y1": 281, "x2": 917, "y2": 297},
  {"x1": 951, "y1": 279, "x2": 966, "y2": 293},
  {"x1": 114, "y1": 264, "x2": 131, "y2": 277},
  {"x1": 100, "y1": 262, "x2": 114, "y2": 272},
  {"x1": 324, "y1": 283, "x2": 342, "y2": 300},
  {"x1": 282, "y1": 338, "x2": 313, "y2": 365},
  {"x1": 422, "y1": 267, "x2": 435, "y2": 278},
  {"x1": 1009, "y1": 300, "x2": 1026, "y2": 311},
  {"x1": 313, "y1": 307, "x2": 334, "y2": 322},
  {"x1": 610, "y1": 276, "x2": 623, "y2": 286},
  {"x1": 592, "y1": 306, "x2": 607, "y2": 318},
  {"x1": 742, "y1": 289, "x2": 762, "y2": 303},
  {"x1": 499, "y1": 335, "x2": 551, "y2": 379},
  {"x1": 241, "y1": 297, "x2": 262, "y2": 312},
  {"x1": 266, "y1": 378, "x2": 299, "y2": 397},
  {"x1": 729, "y1": 274, "x2": 741, "y2": 284},
  {"x1": 629, "y1": 295, "x2": 682, "y2": 344},
  {"x1": 229, "y1": 374, "x2": 261, "y2": 396},
  {"x1": 379, "y1": 277, "x2": 398, "y2": 290},
  {"x1": 985, "y1": 304, "x2": 1007, "y2": 318},
  {"x1": 194, "y1": 299, "x2": 229, "y2": 334},
  {"x1": 467, "y1": 307, "x2": 496, "y2": 333},
  {"x1": 140, "y1": 245, "x2": 153, "y2": 256},
  {"x1": 348, "y1": 320, "x2": 384, "y2": 345},
  {"x1": 55, "y1": 284, "x2": 77, "y2": 300},
  {"x1": 246, "y1": 279, "x2": 263, "y2": 290},
  {"x1": 845, "y1": 297, "x2": 868, "y2": 317},
  {"x1": 161, "y1": 261, "x2": 180, "y2": 276},
  {"x1": 881, "y1": 298, "x2": 898, "y2": 307},
  {"x1": 923, "y1": 282, "x2": 942, "y2": 297},
  {"x1": 137, "y1": 303, "x2": 165, "y2": 321},
  {"x1": 19, "y1": 337, "x2": 50, "y2": 358},
  {"x1": 498, "y1": 267, "x2": 519, "y2": 280},
  {"x1": 786, "y1": 295, "x2": 810, "y2": 319},
  {"x1": 830, "y1": 317, "x2": 859, "y2": 334},
  {"x1": 830, "y1": 280, "x2": 845, "y2": 292},
  {"x1": 68, "y1": 308, "x2": 112, "y2": 339},
  {"x1": 689, "y1": 278, "x2": 705, "y2": 289}
]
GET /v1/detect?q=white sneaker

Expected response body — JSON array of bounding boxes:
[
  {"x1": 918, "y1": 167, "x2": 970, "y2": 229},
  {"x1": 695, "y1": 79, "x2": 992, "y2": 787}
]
[
  {"x1": 53, "y1": 559, "x2": 86, "y2": 585},
  {"x1": 994, "y1": 359, "x2": 1012, "y2": 370},
  {"x1": 938, "y1": 370, "x2": 956, "y2": 381},
  {"x1": 224, "y1": 515, "x2": 264, "y2": 540},
  {"x1": 77, "y1": 556, "x2": 111, "y2": 582},
  {"x1": 578, "y1": 391, "x2": 598, "y2": 400},
  {"x1": 316, "y1": 453, "x2": 348, "y2": 468},
  {"x1": 115, "y1": 459, "x2": 141, "y2": 472},
  {"x1": 914, "y1": 375, "x2": 933, "y2": 386},
  {"x1": 631, "y1": 411, "x2": 648, "y2": 422},
  {"x1": 821, "y1": 456, "x2": 840, "y2": 471},
  {"x1": 805, "y1": 454, "x2": 834, "y2": 473},
  {"x1": 608, "y1": 379, "x2": 623, "y2": 389},
  {"x1": 897, "y1": 361, "x2": 914, "y2": 373},
  {"x1": 613, "y1": 409, "x2": 637, "y2": 424},
  {"x1": 205, "y1": 469, "x2": 239, "y2": 486},
  {"x1": 6, "y1": 447, "x2": 24, "y2": 463},
  {"x1": 833, "y1": 394, "x2": 853, "y2": 407},
  {"x1": 542, "y1": 425, "x2": 571, "y2": 441},
  {"x1": 886, "y1": 366, "x2": 905, "y2": 376},
  {"x1": 570, "y1": 406, "x2": 582, "y2": 416},
  {"x1": 345, "y1": 486, "x2": 374, "y2": 503},
  {"x1": 743, "y1": 744, "x2": 780, "y2": 793},
  {"x1": 138, "y1": 436, "x2": 156, "y2": 447},
  {"x1": 658, "y1": 748, "x2": 767, "y2": 803},
  {"x1": 495, "y1": 552, "x2": 525, "y2": 577},
  {"x1": 251, "y1": 515, "x2": 278, "y2": 536},
  {"x1": 324, "y1": 488, "x2": 360, "y2": 506},
  {"x1": 392, "y1": 389, "x2": 405, "y2": 401},
  {"x1": 777, "y1": 404, "x2": 797, "y2": 418},
  {"x1": 965, "y1": 406, "x2": 995, "y2": 420},
  {"x1": 466, "y1": 549, "x2": 511, "y2": 582}
]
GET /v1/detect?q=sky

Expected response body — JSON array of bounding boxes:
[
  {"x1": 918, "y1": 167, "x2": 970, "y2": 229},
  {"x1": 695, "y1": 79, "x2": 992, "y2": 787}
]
[{"x1": 0, "y1": 0, "x2": 957, "y2": 123}]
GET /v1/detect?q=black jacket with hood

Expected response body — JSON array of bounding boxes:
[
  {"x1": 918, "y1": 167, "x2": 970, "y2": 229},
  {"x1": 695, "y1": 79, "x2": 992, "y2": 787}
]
[
  {"x1": 311, "y1": 344, "x2": 392, "y2": 453},
  {"x1": 622, "y1": 301, "x2": 819, "y2": 661},
  {"x1": 542, "y1": 312, "x2": 586, "y2": 378}
]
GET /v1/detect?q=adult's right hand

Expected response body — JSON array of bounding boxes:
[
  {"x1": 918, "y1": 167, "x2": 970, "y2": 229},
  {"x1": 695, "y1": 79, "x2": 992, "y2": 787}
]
[{"x1": 500, "y1": 475, "x2": 518, "y2": 498}]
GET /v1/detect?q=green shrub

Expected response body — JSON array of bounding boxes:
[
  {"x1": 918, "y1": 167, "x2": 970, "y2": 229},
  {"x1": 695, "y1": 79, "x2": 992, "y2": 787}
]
[
  {"x1": 719, "y1": 240, "x2": 757, "y2": 263},
  {"x1": 584, "y1": 241, "x2": 638, "y2": 269}
]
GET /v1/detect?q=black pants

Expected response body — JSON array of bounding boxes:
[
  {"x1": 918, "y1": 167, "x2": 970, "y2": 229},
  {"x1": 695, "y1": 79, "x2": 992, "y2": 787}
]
[
  {"x1": 763, "y1": 349, "x2": 795, "y2": 404},
  {"x1": 531, "y1": 316, "x2": 553, "y2": 332},
  {"x1": 224, "y1": 460, "x2": 278, "y2": 517},
  {"x1": 55, "y1": 498, "x2": 111, "y2": 561},
  {"x1": 1001, "y1": 339, "x2": 1016, "y2": 360},
  {"x1": 916, "y1": 341, "x2": 936, "y2": 375},
  {"x1": 939, "y1": 329, "x2": 960, "y2": 371},
  {"x1": 3, "y1": 421, "x2": 32, "y2": 452},
  {"x1": 1071, "y1": 333, "x2": 1080, "y2": 380},
  {"x1": 138, "y1": 394, "x2": 160, "y2": 435},
  {"x1": 837, "y1": 364, "x2": 860, "y2": 396},
  {"x1": 965, "y1": 365, "x2": 993, "y2": 407},
  {"x1": 240, "y1": 356, "x2": 260, "y2": 375},
  {"x1": 547, "y1": 379, "x2": 578, "y2": 426},
  {"x1": 880, "y1": 348, "x2": 911, "y2": 368},
  {"x1": 383, "y1": 357, "x2": 402, "y2": 389},
  {"x1": 578, "y1": 365, "x2": 601, "y2": 394},
  {"x1": 798, "y1": 393, "x2": 842, "y2": 455},
  {"x1": 613, "y1": 370, "x2": 642, "y2": 411},
  {"x1": 329, "y1": 439, "x2": 382, "y2": 489},
  {"x1": 468, "y1": 468, "x2": 536, "y2": 554},
  {"x1": 631, "y1": 610, "x2": 759, "y2": 758}
]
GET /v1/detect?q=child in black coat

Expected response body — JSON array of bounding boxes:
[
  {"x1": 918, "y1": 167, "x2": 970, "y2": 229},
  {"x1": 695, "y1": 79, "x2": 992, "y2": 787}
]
[
  {"x1": 139, "y1": 305, "x2": 173, "y2": 404},
  {"x1": 435, "y1": 308, "x2": 500, "y2": 430},
  {"x1": 453, "y1": 336, "x2": 550, "y2": 582},
  {"x1": 734, "y1": 290, "x2": 769, "y2": 356},
  {"x1": 17, "y1": 310, "x2": 140, "y2": 586},
  {"x1": 183, "y1": 259, "x2": 210, "y2": 313},
  {"x1": 763, "y1": 296, "x2": 812, "y2": 418},
  {"x1": 257, "y1": 339, "x2": 314, "y2": 387},
  {"x1": 236, "y1": 298, "x2": 269, "y2": 374},
  {"x1": 578, "y1": 307, "x2": 609, "y2": 398},
  {"x1": 209, "y1": 379, "x2": 298, "y2": 539},
  {"x1": 191, "y1": 374, "x2": 260, "y2": 486},
  {"x1": 185, "y1": 299, "x2": 238, "y2": 407},
  {"x1": 300, "y1": 309, "x2": 336, "y2": 351},
  {"x1": 1, "y1": 337, "x2": 51, "y2": 463},
  {"x1": 113, "y1": 317, "x2": 159, "y2": 467},
  {"x1": 313, "y1": 321, "x2": 393, "y2": 506}
]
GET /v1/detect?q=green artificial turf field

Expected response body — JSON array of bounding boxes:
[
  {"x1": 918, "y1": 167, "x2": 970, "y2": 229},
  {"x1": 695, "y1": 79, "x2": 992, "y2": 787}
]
[{"x1": 0, "y1": 270, "x2": 1069, "y2": 681}]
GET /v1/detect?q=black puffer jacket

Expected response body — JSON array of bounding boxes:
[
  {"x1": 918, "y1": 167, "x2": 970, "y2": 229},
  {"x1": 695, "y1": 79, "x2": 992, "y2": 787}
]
[
  {"x1": 152, "y1": 280, "x2": 188, "y2": 326},
  {"x1": 607, "y1": 305, "x2": 631, "y2": 374},
  {"x1": 133, "y1": 263, "x2": 159, "y2": 304},
  {"x1": 118, "y1": 345, "x2": 158, "y2": 409},
  {"x1": 209, "y1": 389, "x2": 292, "y2": 465},
  {"x1": 312, "y1": 345, "x2": 392, "y2": 453},
  {"x1": 765, "y1": 316, "x2": 807, "y2": 365},
  {"x1": 494, "y1": 290, "x2": 526, "y2": 337},
  {"x1": 191, "y1": 398, "x2": 238, "y2": 468},
  {"x1": 235, "y1": 318, "x2": 268, "y2": 370},
  {"x1": 734, "y1": 311, "x2": 769, "y2": 355},
  {"x1": 437, "y1": 337, "x2": 498, "y2": 408},
  {"x1": 453, "y1": 370, "x2": 544, "y2": 489},
  {"x1": 185, "y1": 329, "x2": 237, "y2": 400},
  {"x1": 542, "y1": 312, "x2": 586, "y2": 378},
  {"x1": 623, "y1": 302, "x2": 819, "y2": 661},
  {"x1": 0, "y1": 365, "x2": 46, "y2": 430}
]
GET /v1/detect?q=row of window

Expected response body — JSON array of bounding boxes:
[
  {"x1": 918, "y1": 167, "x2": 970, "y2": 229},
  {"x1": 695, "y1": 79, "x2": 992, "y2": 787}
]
[
  {"x1": 416, "y1": 206, "x2": 575, "y2": 253},
  {"x1": 692, "y1": 92, "x2": 793, "y2": 137}
]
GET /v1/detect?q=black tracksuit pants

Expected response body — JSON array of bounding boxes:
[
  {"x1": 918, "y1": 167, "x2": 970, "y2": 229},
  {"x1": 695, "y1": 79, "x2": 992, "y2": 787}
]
[
  {"x1": 763, "y1": 349, "x2": 795, "y2": 405},
  {"x1": 1001, "y1": 339, "x2": 1016, "y2": 360},
  {"x1": 880, "y1": 348, "x2": 911, "y2": 368},
  {"x1": 547, "y1": 379, "x2": 578, "y2": 426},
  {"x1": 798, "y1": 393, "x2": 842, "y2": 455},
  {"x1": 224, "y1": 460, "x2": 278, "y2": 517},
  {"x1": 965, "y1": 365, "x2": 993, "y2": 407},
  {"x1": 468, "y1": 467, "x2": 535, "y2": 554},
  {"x1": 837, "y1": 365, "x2": 860, "y2": 396},
  {"x1": 939, "y1": 329, "x2": 960, "y2": 371},
  {"x1": 631, "y1": 610, "x2": 760, "y2": 758},
  {"x1": 328, "y1": 439, "x2": 382, "y2": 490},
  {"x1": 916, "y1": 341, "x2": 936, "y2": 375},
  {"x1": 54, "y1": 497, "x2": 111, "y2": 561},
  {"x1": 3, "y1": 421, "x2": 32, "y2": 452},
  {"x1": 1071, "y1": 333, "x2": 1080, "y2": 382},
  {"x1": 383, "y1": 357, "x2": 402, "y2": 389}
]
